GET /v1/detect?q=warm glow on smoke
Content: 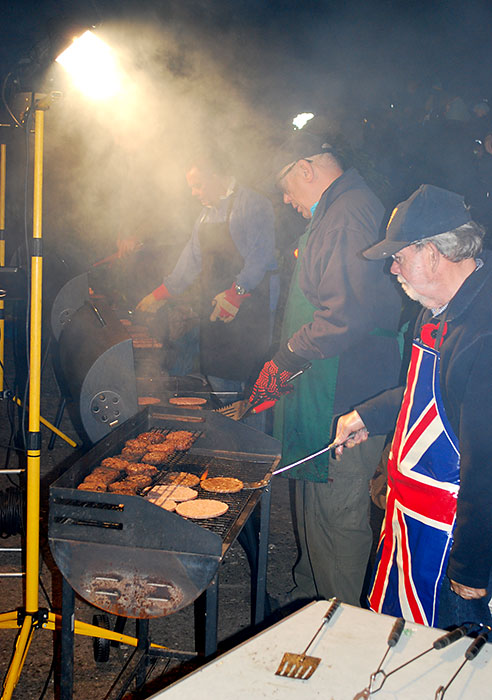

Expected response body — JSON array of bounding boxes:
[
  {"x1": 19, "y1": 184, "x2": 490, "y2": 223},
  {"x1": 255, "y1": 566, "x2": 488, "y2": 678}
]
[{"x1": 56, "y1": 30, "x2": 122, "y2": 99}]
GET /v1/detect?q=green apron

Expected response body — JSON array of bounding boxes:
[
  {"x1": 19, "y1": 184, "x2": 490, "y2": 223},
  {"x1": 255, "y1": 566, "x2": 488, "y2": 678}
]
[{"x1": 273, "y1": 228, "x2": 339, "y2": 482}]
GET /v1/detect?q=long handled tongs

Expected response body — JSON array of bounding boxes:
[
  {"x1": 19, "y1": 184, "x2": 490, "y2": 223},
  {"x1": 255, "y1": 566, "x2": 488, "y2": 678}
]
[
  {"x1": 354, "y1": 622, "x2": 478, "y2": 697},
  {"x1": 434, "y1": 624, "x2": 490, "y2": 699},
  {"x1": 353, "y1": 617, "x2": 405, "y2": 699}
]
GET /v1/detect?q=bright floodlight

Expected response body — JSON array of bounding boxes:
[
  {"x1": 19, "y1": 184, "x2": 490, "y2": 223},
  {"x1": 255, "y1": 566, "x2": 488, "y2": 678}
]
[
  {"x1": 56, "y1": 30, "x2": 122, "y2": 99},
  {"x1": 293, "y1": 112, "x2": 315, "y2": 130}
]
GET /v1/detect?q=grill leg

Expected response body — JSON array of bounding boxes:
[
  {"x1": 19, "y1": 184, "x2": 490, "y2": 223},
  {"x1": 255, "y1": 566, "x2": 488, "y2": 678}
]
[
  {"x1": 194, "y1": 572, "x2": 218, "y2": 657},
  {"x1": 254, "y1": 483, "x2": 272, "y2": 625},
  {"x1": 59, "y1": 576, "x2": 75, "y2": 700},
  {"x1": 135, "y1": 618, "x2": 149, "y2": 689}
]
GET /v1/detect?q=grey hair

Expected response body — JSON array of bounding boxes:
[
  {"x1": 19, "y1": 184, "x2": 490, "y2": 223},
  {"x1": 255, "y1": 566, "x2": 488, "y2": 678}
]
[
  {"x1": 311, "y1": 151, "x2": 343, "y2": 169},
  {"x1": 414, "y1": 222, "x2": 484, "y2": 262}
]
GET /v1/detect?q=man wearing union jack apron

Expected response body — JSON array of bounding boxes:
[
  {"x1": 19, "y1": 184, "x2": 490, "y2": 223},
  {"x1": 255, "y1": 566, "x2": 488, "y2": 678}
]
[{"x1": 335, "y1": 184, "x2": 492, "y2": 628}]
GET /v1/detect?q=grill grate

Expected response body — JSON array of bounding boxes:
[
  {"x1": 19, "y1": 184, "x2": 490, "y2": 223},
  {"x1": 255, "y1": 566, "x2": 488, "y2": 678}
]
[
  {"x1": 49, "y1": 407, "x2": 280, "y2": 618},
  {"x1": 144, "y1": 453, "x2": 267, "y2": 539}
]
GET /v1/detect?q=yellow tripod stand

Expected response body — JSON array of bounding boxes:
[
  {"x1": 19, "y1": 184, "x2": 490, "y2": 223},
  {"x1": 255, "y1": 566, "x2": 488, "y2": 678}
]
[{"x1": 0, "y1": 102, "x2": 168, "y2": 700}]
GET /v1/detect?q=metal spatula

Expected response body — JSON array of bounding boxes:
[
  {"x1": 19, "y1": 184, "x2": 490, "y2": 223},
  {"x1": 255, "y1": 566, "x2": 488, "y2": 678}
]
[{"x1": 275, "y1": 598, "x2": 340, "y2": 680}]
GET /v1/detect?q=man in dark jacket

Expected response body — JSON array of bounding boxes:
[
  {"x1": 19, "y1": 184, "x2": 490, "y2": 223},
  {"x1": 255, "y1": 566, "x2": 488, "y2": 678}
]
[
  {"x1": 249, "y1": 132, "x2": 402, "y2": 606},
  {"x1": 334, "y1": 184, "x2": 492, "y2": 629}
]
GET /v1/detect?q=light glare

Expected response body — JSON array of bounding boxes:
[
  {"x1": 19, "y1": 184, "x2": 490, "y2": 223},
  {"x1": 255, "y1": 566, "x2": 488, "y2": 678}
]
[
  {"x1": 56, "y1": 30, "x2": 122, "y2": 99},
  {"x1": 293, "y1": 112, "x2": 315, "y2": 130}
]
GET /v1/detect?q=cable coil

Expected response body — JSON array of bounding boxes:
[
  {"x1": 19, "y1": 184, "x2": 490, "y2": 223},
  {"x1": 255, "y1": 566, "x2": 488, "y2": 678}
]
[{"x1": 0, "y1": 487, "x2": 24, "y2": 537}]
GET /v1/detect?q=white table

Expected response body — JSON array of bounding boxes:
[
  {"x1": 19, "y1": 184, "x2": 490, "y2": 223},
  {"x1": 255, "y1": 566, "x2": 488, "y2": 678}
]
[{"x1": 150, "y1": 601, "x2": 492, "y2": 699}]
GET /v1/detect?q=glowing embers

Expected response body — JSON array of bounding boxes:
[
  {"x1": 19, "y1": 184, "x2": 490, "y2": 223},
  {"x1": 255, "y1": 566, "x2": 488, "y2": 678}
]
[{"x1": 56, "y1": 30, "x2": 122, "y2": 99}]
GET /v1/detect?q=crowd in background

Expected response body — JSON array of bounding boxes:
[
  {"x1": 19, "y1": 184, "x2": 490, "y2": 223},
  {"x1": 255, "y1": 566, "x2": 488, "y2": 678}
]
[{"x1": 359, "y1": 78, "x2": 492, "y2": 241}]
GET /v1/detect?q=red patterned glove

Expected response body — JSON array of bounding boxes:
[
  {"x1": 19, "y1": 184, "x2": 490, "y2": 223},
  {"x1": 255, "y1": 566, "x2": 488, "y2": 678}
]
[
  {"x1": 248, "y1": 360, "x2": 294, "y2": 404},
  {"x1": 210, "y1": 284, "x2": 251, "y2": 323},
  {"x1": 249, "y1": 342, "x2": 311, "y2": 404}
]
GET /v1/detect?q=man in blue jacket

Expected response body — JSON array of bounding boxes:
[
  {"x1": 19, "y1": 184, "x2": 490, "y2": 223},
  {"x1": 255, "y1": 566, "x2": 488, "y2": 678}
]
[{"x1": 137, "y1": 150, "x2": 278, "y2": 394}]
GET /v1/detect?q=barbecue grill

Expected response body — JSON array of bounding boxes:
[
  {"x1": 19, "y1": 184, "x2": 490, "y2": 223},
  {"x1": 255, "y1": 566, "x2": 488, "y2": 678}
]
[
  {"x1": 55, "y1": 299, "x2": 139, "y2": 443},
  {"x1": 49, "y1": 404, "x2": 280, "y2": 692}
]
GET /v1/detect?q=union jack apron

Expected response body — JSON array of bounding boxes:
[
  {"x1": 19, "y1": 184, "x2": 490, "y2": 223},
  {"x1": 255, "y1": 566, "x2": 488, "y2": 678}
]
[{"x1": 368, "y1": 329, "x2": 460, "y2": 626}]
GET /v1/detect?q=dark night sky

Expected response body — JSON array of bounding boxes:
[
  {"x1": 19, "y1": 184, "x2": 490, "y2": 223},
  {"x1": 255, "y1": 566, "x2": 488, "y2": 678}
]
[
  {"x1": 1, "y1": 0, "x2": 492, "y2": 262},
  {"x1": 2, "y1": 0, "x2": 492, "y2": 115}
]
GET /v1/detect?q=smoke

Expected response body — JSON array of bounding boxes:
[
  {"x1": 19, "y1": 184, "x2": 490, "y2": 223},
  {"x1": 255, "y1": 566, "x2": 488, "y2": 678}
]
[
  {"x1": 40, "y1": 12, "x2": 290, "y2": 268},
  {"x1": 5, "y1": 0, "x2": 492, "y2": 269}
]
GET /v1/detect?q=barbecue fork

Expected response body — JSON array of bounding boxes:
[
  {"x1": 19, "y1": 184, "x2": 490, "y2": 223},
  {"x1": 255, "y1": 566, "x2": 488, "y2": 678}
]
[{"x1": 275, "y1": 598, "x2": 340, "y2": 679}]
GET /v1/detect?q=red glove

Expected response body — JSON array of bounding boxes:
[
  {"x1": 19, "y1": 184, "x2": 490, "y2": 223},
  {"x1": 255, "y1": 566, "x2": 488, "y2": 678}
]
[
  {"x1": 210, "y1": 284, "x2": 251, "y2": 323},
  {"x1": 136, "y1": 284, "x2": 171, "y2": 313},
  {"x1": 152, "y1": 283, "x2": 172, "y2": 301},
  {"x1": 249, "y1": 342, "x2": 311, "y2": 405},
  {"x1": 248, "y1": 359, "x2": 295, "y2": 404}
]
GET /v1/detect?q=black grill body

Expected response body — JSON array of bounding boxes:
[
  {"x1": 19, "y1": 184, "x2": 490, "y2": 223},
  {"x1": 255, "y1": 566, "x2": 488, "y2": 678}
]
[
  {"x1": 56, "y1": 300, "x2": 139, "y2": 443},
  {"x1": 49, "y1": 407, "x2": 280, "y2": 619}
]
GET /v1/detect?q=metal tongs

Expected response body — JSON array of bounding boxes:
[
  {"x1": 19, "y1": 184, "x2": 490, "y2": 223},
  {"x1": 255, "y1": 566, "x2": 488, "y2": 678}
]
[
  {"x1": 353, "y1": 617, "x2": 405, "y2": 699},
  {"x1": 354, "y1": 622, "x2": 478, "y2": 698},
  {"x1": 434, "y1": 624, "x2": 490, "y2": 699}
]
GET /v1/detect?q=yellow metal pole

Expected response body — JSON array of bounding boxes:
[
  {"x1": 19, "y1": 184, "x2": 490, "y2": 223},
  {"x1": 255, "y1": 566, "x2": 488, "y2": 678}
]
[
  {"x1": 25, "y1": 107, "x2": 44, "y2": 616},
  {"x1": 0, "y1": 142, "x2": 6, "y2": 394},
  {"x1": 2, "y1": 106, "x2": 45, "y2": 700}
]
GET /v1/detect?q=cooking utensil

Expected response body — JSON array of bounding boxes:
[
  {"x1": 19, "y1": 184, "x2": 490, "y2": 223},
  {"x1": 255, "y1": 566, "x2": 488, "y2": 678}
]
[
  {"x1": 275, "y1": 598, "x2": 340, "y2": 679},
  {"x1": 354, "y1": 622, "x2": 477, "y2": 696},
  {"x1": 352, "y1": 617, "x2": 405, "y2": 699},
  {"x1": 216, "y1": 398, "x2": 276, "y2": 421},
  {"x1": 242, "y1": 432, "x2": 357, "y2": 489},
  {"x1": 434, "y1": 626, "x2": 490, "y2": 699},
  {"x1": 215, "y1": 364, "x2": 311, "y2": 421}
]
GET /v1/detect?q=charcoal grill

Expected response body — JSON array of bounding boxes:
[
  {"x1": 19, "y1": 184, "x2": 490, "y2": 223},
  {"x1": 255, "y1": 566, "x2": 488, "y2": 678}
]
[
  {"x1": 55, "y1": 299, "x2": 139, "y2": 443},
  {"x1": 49, "y1": 406, "x2": 280, "y2": 674}
]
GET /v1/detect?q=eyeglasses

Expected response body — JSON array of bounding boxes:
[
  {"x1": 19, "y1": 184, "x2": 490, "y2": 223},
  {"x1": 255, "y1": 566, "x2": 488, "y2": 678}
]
[
  {"x1": 276, "y1": 160, "x2": 298, "y2": 187},
  {"x1": 276, "y1": 158, "x2": 312, "y2": 190},
  {"x1": 391, "y1": 253, "x2": 404, "y2": 264}
]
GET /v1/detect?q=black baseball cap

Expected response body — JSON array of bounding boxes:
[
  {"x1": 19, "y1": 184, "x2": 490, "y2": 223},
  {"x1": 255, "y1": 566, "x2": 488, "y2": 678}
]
[{"x1": 364, "y1": 184, "x2": 472, "y2": 260}]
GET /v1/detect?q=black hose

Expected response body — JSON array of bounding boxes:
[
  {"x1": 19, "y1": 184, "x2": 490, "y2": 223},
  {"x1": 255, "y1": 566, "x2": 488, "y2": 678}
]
[{"x1": 0, "y1": 487, "x2": 24, "y2": 537}]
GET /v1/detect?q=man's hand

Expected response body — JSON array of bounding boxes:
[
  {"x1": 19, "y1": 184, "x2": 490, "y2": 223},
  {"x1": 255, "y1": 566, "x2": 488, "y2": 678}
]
[
  {"x1": 136, "y1": 283, "x2": 171, "y2": 313},
  {"x1": 450, "y1": 579, "x2": 488, "y2": 600},
  {"x1": 333, "y1": 410, "x2": 369, "y2": 458},
  {"x1": 136, "y1": 293, "x2": 168, "y2": 313},
  {"x1": 210, "y1": 285, "x2": 250, "y2": 323},
  {"x1": 248, "y1": 342, "x2": 310, "y2": 404},
  {"x1": 248, "y1": 359, "x2": 294, "y2": 404}
]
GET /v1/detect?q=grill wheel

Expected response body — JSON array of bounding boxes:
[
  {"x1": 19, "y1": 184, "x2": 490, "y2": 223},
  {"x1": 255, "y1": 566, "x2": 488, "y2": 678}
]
[{"x1": 92, "y1": 614, "x2": 111, "y2": 663}]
